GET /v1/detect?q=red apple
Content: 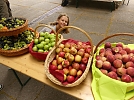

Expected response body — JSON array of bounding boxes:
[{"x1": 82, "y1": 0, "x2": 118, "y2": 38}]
[
  {"x1": 79, "y1": 63, "x2": 86, "y2": 72},
  {"x1": 113, "y1": 59, "x2": 123, "y2": 68},
  {"x1": 49, "y1": 64, "x2": 58, "y2": 70},
  {"x1": 85, "y1": 47, "x2": 91, "y2": 54},
  {"x1": 81, "y1": 57, "x2": 88, "y2": 64},
  {"x1": 122, "y1": 54, "x2": 130, "y2": 63},
  {"x1": 114, "y1": 53, "x2": 122, "y2": 60},
  {"x1": 95, "y1": 60, "x2": 103, "y2": 68},
  {"x1": 116, "y1": 42, "x2": 123, "y2": 48},
  {"x1": 69, "y1": 68, "x2": 77, "y2": 76},
  {"x1": 102, "y1": 61, "x2": 111, "y2": 70},
  {"x1": 119, "y1": 50, "x2": 127, "y2": 55},
  {"x1": 104, "y1": 42, "x2": 111, "y2": 49},
  {"x1": 106, "y1": 54, "x2": 115, "y2": 63},
  {"x1": 112, "y1": 47, "x2": 120, "y2": 54},
  {"x1": 58, "y1": 51, "x2": 65, "y2": 58},
  {"x1": 100, "y1": 69, "x2": 108, "y2": 75},
  {"x1": 72, "y1": 62, "x2": 80, "y2": 70},
  {"x1": 62, "y1": 60, "x2": 70, "y2": 67},
  {"x1": 110, "y1": 66, "x2": 117, "y2": 73},
  {"x1": 77, "y1": 49, "x2": 85, "y2": 57},
  {"x1": 121, "y1": 74, "x2": 132, "y2": 83},
  {"x1": 75, "y1": 55, "x2": 82, "y2": 62},
  {"x1": 105, "y1": 50, "x2": 113, "y2": 57},
  {"x1": 125, "y1": 61, "x2": 134, "y2": 68},
  {"x1": 107, "y1": 71, "x2": 117, "y2": 80},
  {"x1": 67, "y1": 75, "x2": 75, "y2": 83},
  {"x1": 117, "y1": 67, "x2": 126, "y2": 76},
  {"x1": 99, "y1": 48, "x2": 105, "y2": 54},
  {"x1": 127, "y1": 67, "x2": 134, "y2": 77},
  {"x1": 84, "y1": 53, "x2": 90, "y2": 59},
  {"x1": 123, "y1": 46, "x2": 131, "y2": 54}
]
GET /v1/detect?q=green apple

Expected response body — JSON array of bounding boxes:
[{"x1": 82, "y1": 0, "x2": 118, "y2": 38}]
[
  {"x1": 44, "y1": 45, "x2": 49, "y2": 50},
  {"x1": 37, "y1": 43, "x2": 44, "y2": 49},
  {"x1": 41, "y1": 41, "x2": 47, "y2": 46},
  {"x1": 34, "y1": 38, "x2": 39, "y2": 45},
  {"x1": 32, "y1": 46, "x2": 38, "y2": 52},
  {"x1": 38, "y1": 37, "x2": 45, "y2": 43},
  {"x1": 40, "y1": 32, "x2": 46, "y2": 37},
  {"x1": 45, "y1": 39, "x2": 50, "y2": 43},
  {"x1": 50, "y1": 38, "x2": 55, "y2": 42},
  {"x1": 48, "y1": 43, "x2": 52, "y2": 47},
  {"x1": 38, "y1": 49, "x2": 44, "y2": 53},
  {"x1": 49, "y1": 35, "x2": 55, "y2": 39},
  {"x1": 49, "y1": 47, "x2": 53, "y2": 51},
  {"x1": 51, "y1": 42, "x2": 55, "y2": 47}
]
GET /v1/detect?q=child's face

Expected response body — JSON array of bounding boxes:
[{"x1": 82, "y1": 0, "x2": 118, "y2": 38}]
[{"x1": 57, "y1": 16, "x2": 68, "y2": 28}]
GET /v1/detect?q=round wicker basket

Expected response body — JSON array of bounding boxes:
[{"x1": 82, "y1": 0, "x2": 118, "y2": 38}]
[
  {"x1": 0, "y1": 17, "x2": 28, "y2": 37},
  {"x1": 44, "y1": 26, "x2": 94, "y2": 87},
  {"x1": 0, "y1": 27, "x2": 38, "y2": 56},
  {"x1": 29, "y1": 24, "x2": 63, "y2": 61}
]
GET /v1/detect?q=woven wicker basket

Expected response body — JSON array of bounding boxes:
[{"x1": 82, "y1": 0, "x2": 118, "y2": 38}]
[
  {"x1": 0, "y1": 27, "x2": 38, "y2": 56},
  {"x1": 44, "y1": 26, "x2": 94, "y2": 87},
  {"x1": 0, "y1": 17, "x2": 28, "y2": 37},
  {"x1": 29, "y1": 24, "x2": 63, "y2": 61}
]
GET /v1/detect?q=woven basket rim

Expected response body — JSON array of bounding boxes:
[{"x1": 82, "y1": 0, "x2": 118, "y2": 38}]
[
  {"x1": 44, "y1": 26, "x2": 94, "y2": 87},
  {"x1": 0, "y1": 18, "x2": 26, "y2": 31},
  {"x1": 44, "y1": 39, "x2": 93, "y2": 87},
  {"x1": 0, "y1": 27, "x2": 38, "y2": 56},
  {"x1": 0, "y1": 17, "x2": 28, "y2": 37}
]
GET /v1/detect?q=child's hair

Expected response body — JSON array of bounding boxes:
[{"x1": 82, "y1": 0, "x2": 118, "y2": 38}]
[{"x1": 49, "y1": 13, "x2": 69, "y2": 33}]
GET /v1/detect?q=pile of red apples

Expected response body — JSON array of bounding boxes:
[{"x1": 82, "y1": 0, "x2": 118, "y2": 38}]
[
  {"x1": 95, "y1": 42, "x2": 134, "y2": 83},
  {"x1": 49, "y1": 41, "x2": 91, "y2": 83}
]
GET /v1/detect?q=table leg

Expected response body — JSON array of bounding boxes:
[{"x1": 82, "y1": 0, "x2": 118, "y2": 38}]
[
  {"x1": 111, "y1": 1, "x2": 115, "y2": 12},
  {"x1": 11, "y1": 69, "x2": 31, "y2": 87}
]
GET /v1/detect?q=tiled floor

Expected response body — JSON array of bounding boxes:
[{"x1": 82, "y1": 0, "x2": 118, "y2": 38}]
[{"x1": 0, "y1": 0, "x2": 134, "y2": 100}]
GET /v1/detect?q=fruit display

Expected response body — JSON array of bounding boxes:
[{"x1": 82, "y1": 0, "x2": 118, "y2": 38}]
[
  {"x1": 0, "y1": 17, "x2": 25, "y2": 30},
  {"x1": 44, "y1": 26, "x2": 93, "y2": 87},
  {"x1": 49, "y1": 41, "x2": 92, "y2": 83},
  {"x1": 29, "y1": 24, "x2": 63, "y2": 61},
  {"x1": 0, "y1": 27, "x2": 37, "y2": 56},
  {"x1": 95, "y1": 42, "x2": 134, "y2": 83},
  {"x1": 0, "y1": 17, "x2": 28, "y2": 37},
  {"x1": 91, "y1": 33, "x2": 134, "y2": 100},
  {"x1": 32, "y1": 32, "x2": 61, "y2": 53},
  {"x1": 0, "y1": 29, "x2": 35, "y2": 50}
]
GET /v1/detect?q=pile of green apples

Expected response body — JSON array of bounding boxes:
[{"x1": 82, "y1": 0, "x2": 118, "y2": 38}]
[{"x1": 32, "y1": 32, "x2": 60, "y2": 53}]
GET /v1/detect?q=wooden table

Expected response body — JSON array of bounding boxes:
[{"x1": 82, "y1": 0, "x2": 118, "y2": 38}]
[{"x1": 0, "y1": 53, "x2": 94, "y2": 100}]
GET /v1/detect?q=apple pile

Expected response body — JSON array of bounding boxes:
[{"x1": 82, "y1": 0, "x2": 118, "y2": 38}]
[
  {"x1": 49, "y1": 41, "x2": 92, "y2": 83},
  {"x1": 95, "y1": 42, "x2": 134, "y2": 83},
  {"x1": 32, "y1": 32, "x2": 60, "y2": 53}
]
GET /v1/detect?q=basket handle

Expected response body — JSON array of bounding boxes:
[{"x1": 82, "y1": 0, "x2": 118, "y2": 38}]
[
  {"x1": 56, "y1": 26, "x2": 94, "y2": 56},
  {"x1": 94, "y1": 33, "x2": 134, "y2": 53},
  {"x1": 34, "y1": 24, "x2": 57, "y2": 38}
]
